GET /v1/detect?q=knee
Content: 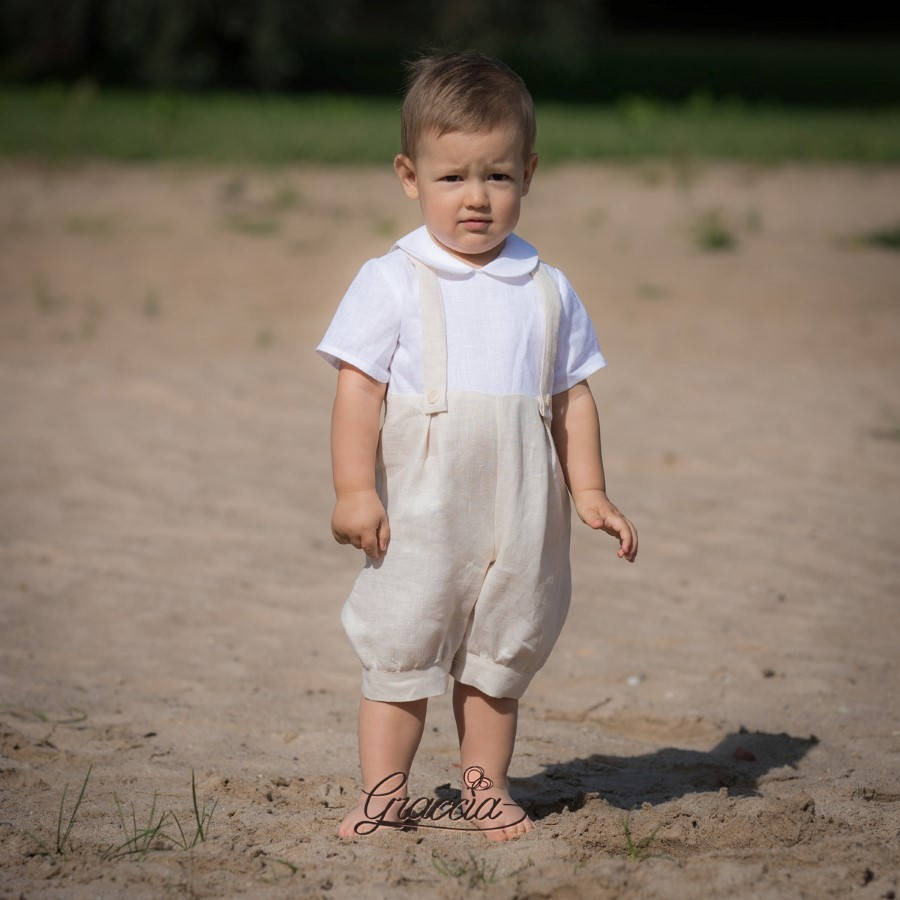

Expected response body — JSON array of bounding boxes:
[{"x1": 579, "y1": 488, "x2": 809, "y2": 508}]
[{"x1": 453, "y1": 680, "x2": 518, "y2": 707}]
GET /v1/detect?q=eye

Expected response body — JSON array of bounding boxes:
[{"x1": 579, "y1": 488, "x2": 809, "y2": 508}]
[
  {"x1": 440, "y1": 175, "x2": 462, "y2": 182},
  {"x1": 489, "y1": 173, "x2": 512, "y2": 181}
]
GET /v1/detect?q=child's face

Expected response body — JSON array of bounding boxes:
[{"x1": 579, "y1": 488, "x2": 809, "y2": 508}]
[{"x1": 393, "y1": 124, "x2": 538, "y2": 267}]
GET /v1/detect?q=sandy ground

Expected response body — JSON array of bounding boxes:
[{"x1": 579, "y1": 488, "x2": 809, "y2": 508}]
[{"x1": 1, "y1": 158, "x2": 899, "y2": 898}]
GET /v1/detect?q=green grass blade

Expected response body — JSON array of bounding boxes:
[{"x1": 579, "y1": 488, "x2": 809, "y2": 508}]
[
  {"x1": 59, "y1": 764, "x2": 92, "y2": 853},
  {"x1": 204, "y1": 798, "x2": 218, "y2": 835},
  {"x1": 191, "y1": 770, "x2": 202, "y2": 842},
  {"x1": 170, "y1": 810, "x2": 188, "y2": 849},
  {"x1": 270, "y1": 857, "x2": 299, "y2": 875},
  {"x1": 141, "y1": 793, "x2": 159, "y2": 851},
  {"x1": 113, "y1": 793, "x2": 126, "y2": 835},
  {"x1": 55, "y1": 783, "x2": 69, "y2": 854}
]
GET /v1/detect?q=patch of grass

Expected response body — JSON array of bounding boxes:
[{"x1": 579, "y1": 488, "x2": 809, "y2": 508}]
[
  {"x1": 56, "y1": 765, "x2": 92, "y2": 855},
  {"x1": 260, "y1": 856, "x2": 300, "y2": 884},
  {"x1": 23, "y1": 764, "x2": 93, "y2": 857},
  {"x1": 80, "y1": 300, "x2": 102, "y2": 339},
  {"x1": 324, "y1": 204, "x2": 351, "y2": 222},
  {"x1": 431, "y1": 848, "x2": 499, "y2": 888},
  {"x1": 430, "y1": 848, "x2": 534, "y2": 889},
  {"x1": 33, "y1": 275, "x2": 65, "y2": 313},
  {"x1": 102, "y1": 791, "x2": 169, "y2": 861},
  {"x1": 269, "y1": 183, "x2": 302, "y2": 212},
  {"x1": 20, "y1": 768, "x2": 218, "y2": 862},
  {"x1": 142, "y1": 289, "x2": 161, "y2": 317},
  {"x1": 2, "y1": 87, "x2": 899, "y2": 164},
  {"x1": 857, "y1": 221, "x2": 900, "y2": 250},
  {"x1": 870, "y1": 425, "x2": 900, "y2": 441},
  {"x1": 622, "y1": 811, "x2": 669, "y2": 862},
  {"x1": 370, "y1": 216, "x2": 396, "y2": 237},
  {"x1": 101, "y1": 770, "x2": 218, "y2": 860},
  {"x1": 745, "y1": 207, "x2": 763, "y2": 233},
  {"x1": 692, "y1": 208, "x2": 737, "y2": 251},
  {"x1": 633, "y1": 162, "x2": 666, "y2": 186},
  {"x1": 216, "y1": 178, "x2": 302, "y2": 240},
  {"x1": 0, "y1": 705, "x2": 87, "y2": 724},
  {"x1": 64, "y1": 214, "x2": 117, "y2": 236},
  {"x1": 224, "y1": 212, "x2": 280, "y2": 236},
  {"x1": 636, "y1": 282, "x2": 669, "y2": 300},
  {"x1": 219, "y1": 173, "x2": 246, "y2": 201},
  {"x1": 583, "y1": 208, "x2": 607, "y2": 228},
  {"x1": 219, "y1": 178, "x2": 302, "y2": 211},
  {"x1": 175, "y1": 769, "x2": 218, "y2": 848},
  {"x1": 269, "y1": 857, "x2": 298, "y2": 874}
]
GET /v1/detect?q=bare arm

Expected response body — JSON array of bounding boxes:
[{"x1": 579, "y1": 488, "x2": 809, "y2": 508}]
[
  {"x1": 329, "y1": 361, "x2": 391, "y2": 560},
  {"x1": 550, "y1": 379, "x2": 638, "y2": 562}
]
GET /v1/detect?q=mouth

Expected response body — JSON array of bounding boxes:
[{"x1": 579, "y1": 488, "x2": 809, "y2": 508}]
[{"x1": 461, "y1": 218, "x2": 492, "y2": 230}]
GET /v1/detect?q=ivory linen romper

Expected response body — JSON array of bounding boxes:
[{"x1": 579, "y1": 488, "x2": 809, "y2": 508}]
[{"x1": 316, "y1": 226, "x2": 606, "y2": 703}]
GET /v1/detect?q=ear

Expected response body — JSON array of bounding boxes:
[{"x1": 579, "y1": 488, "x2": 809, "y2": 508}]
[
  {"x1": 393, "y1": 154, "x2": 419, "y2": 200},
  {"x1": 521, "y1": 153, "x2": 539, "y2": 196}
]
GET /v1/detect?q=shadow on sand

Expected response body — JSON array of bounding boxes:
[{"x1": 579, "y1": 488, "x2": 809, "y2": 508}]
[{"x1": 433, "y1": 729, "x2": 819, "y2": 817}]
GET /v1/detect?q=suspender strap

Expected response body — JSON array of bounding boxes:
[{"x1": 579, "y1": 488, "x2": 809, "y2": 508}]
[
  {"x1": 533, "y1": 262, "x2": 561, "y2": 425},
  {"x1": 410, "y1": 257, "x2": 448, "y2": 414},
  {"x1": 406, "y1": 253, "x2": 560, "y2": 422}
]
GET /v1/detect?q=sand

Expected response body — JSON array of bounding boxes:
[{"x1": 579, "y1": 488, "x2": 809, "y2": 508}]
[{"x1": 1, "y1": 158, "x2": 898, "y2": 898}]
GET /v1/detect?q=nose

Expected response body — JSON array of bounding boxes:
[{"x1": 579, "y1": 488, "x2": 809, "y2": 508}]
[{"x1": 463, "y1": 178, "x2": 489, "y2": 209}]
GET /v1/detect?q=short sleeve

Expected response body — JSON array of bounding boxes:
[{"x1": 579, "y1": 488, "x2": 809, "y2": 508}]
[
  {"x1": 550, "y1": 267, "x2": 607, "y2": 395},
  {"x1": 315, "y1": 259, "x2": 401, "y2": 383}
]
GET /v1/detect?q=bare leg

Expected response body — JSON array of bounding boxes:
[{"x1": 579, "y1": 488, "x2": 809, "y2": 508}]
[
  {"x1": 452, "y1": 681, "x2": 534, "y2": 841},
  {"x1": 337, "y1": 695, "x2": 428, "y2": 839}
]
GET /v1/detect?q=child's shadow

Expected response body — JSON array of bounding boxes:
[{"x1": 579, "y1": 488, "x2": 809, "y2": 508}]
[{"x1": 435, "y1": 729, "x2": 819, "y2": 817}]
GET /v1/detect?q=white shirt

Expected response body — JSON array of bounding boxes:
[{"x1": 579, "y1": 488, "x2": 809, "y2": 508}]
[{"x1": 316, "y1": 226, "x2": 606, "y2": 397}]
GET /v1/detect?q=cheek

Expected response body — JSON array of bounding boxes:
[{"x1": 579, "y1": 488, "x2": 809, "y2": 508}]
[
  {"x1": 498, "y1": 194, "x2": 521, "y2": 218},
  {"x1": 432, "y1": 195, "x2": 456, "y2": 216},
  {"x1": 420, "y1": 194, "x2": 454, "y2": 224}
]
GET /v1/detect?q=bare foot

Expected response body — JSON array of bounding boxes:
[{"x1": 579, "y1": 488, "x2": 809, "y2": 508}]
[
  {"x1": 459, "y1": 781, "x2": 535, "y2": 842},
  {"x1": 337, "y1": 792, "x2": 417, "y2": 839}
]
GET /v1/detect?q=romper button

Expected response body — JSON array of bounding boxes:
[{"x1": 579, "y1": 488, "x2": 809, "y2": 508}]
[{"x1": 426, "y1": 389, "x2": 438, "y2": 403}]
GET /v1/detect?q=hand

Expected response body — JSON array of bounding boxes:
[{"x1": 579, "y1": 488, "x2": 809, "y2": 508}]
[
  {"x1": 331, "y1": 489, "x2": 391, "y2": 561},
  {"x1": 573, "y1": 489, "x2": 638, "y2": 562}
]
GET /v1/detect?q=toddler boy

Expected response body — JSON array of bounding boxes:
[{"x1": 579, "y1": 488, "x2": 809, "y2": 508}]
[{"x1": 316, "y1": 50, "x2": 637, "y2": 841}]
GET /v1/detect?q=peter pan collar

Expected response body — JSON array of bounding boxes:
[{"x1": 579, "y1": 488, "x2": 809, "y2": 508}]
[{"x1": 392, "y1": 225, "x2": 539, "y2": 279}]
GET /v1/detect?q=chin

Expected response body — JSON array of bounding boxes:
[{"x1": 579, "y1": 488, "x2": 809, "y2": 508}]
[{"x1": 459, "y1": 237, "x2": 503, "y2": 254}]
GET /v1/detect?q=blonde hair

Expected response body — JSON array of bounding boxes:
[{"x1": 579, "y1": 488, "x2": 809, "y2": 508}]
[{"x1": 400, "y1": 50, "x2": 536, "y2": 161}]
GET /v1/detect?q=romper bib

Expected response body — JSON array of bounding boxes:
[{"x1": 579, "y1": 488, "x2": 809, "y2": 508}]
[{"x1": 339, "y1": 254, "x2": 573, "y2": 702}]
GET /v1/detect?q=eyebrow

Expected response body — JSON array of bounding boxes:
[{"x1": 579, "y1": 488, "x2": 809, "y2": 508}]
[{"x1": 431, "y1": 155, "x2": 518, "y2": 168}]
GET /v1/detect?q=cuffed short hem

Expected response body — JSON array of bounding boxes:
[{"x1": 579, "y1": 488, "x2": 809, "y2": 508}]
[
  {"x1": 361, "y1": 665, "x2": 450, "y2": 702},
  {"x1": 450, "y1": 652, "x2": 534, "y2": 700}
]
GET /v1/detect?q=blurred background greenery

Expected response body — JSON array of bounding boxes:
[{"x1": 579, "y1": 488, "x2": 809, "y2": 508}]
[{"x1": 1, "y1": 0, "x2": 898, "y2": 162}]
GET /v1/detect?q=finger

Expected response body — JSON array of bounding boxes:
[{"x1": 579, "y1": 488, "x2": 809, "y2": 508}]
[
  {"x1": 378, "y1": 517, "x2": 391, "y2": 553},
  {"x1": 362, "y1": 527, "x2": 380, "y2": 560},
  {"x1": 618, "y1": 521, "x2": 632, "y2": 556},
  {"x1": 619, "y1": 521, "x2": 637, "y2": 562},
  {"x1": 608, "y1": 517, "x2": 632, "y2": 558}
]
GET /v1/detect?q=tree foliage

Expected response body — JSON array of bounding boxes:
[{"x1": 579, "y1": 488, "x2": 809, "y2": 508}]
[{"x1": 1, "y1": 0, "x2": 898, "y2": 104}]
